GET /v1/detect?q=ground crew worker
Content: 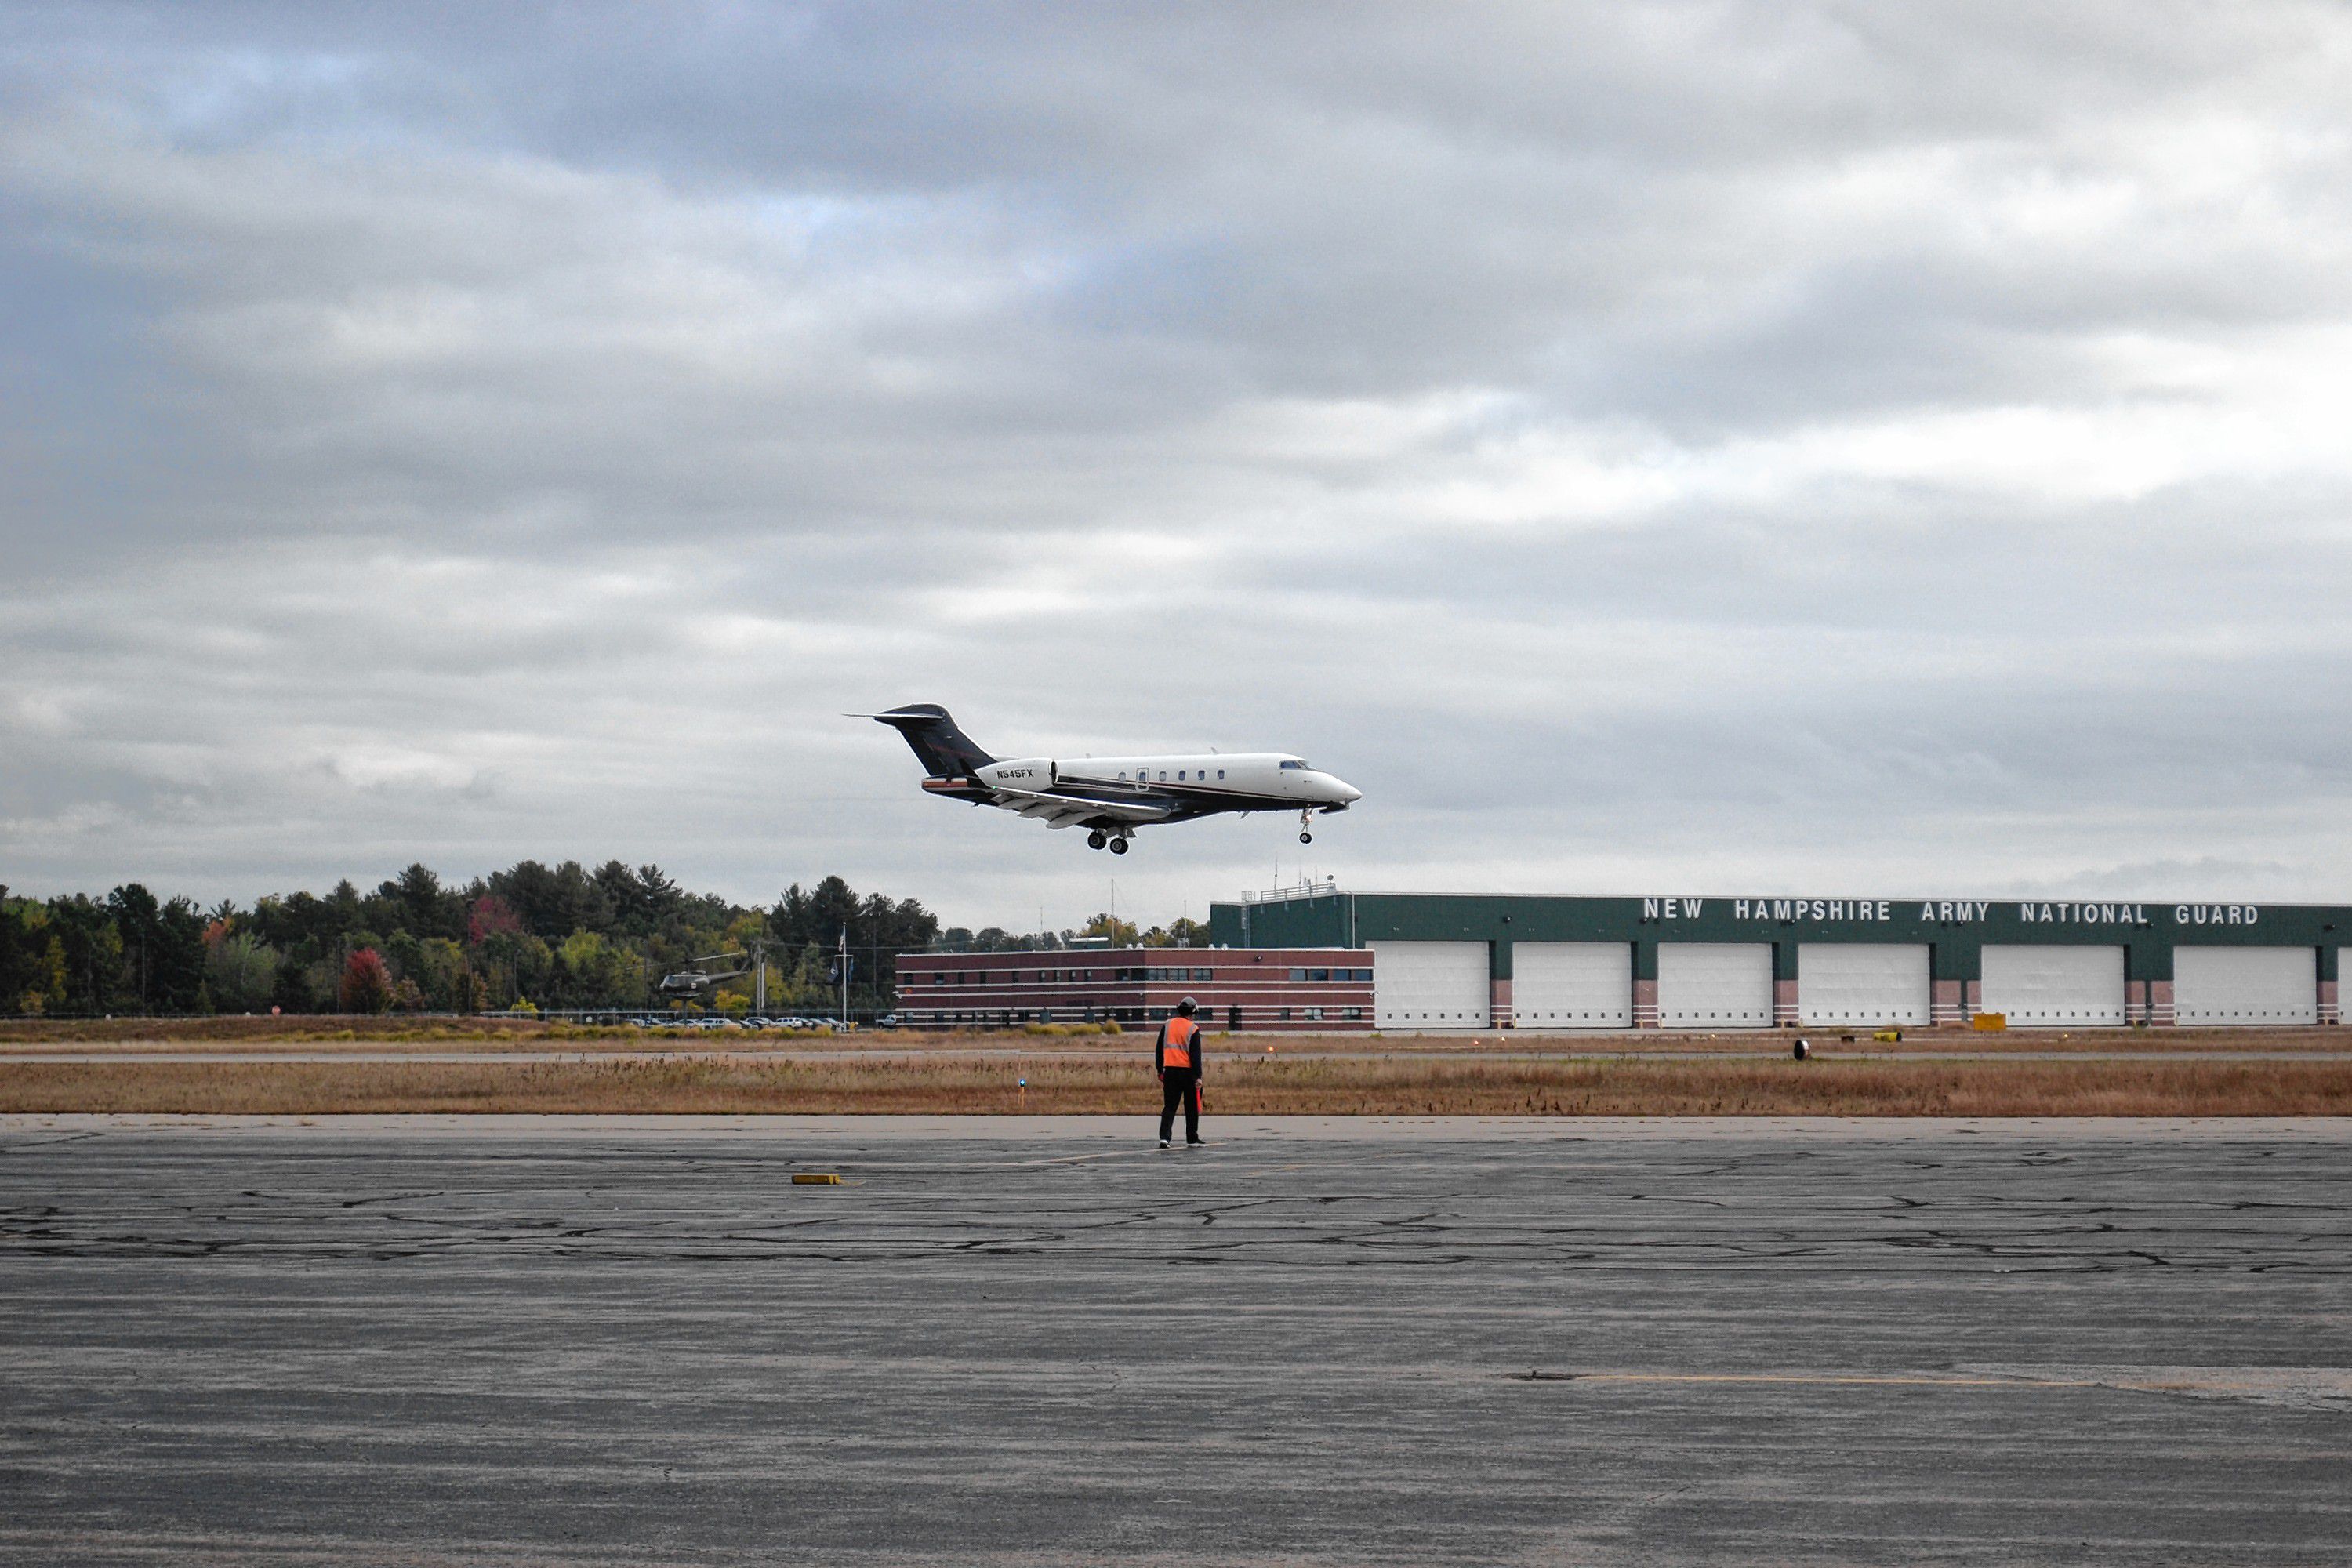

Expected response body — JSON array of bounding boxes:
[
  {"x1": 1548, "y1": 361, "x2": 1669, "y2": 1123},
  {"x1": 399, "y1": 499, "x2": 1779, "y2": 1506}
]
[{"x1": 1156, "y1": 996, "x2": 1205, "y2": 1147}]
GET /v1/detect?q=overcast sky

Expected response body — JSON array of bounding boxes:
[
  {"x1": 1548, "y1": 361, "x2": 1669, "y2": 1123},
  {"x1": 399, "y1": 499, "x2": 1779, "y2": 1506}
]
[{"x1": 5, "y1": 2, "x2": 2352, "y2": 927}]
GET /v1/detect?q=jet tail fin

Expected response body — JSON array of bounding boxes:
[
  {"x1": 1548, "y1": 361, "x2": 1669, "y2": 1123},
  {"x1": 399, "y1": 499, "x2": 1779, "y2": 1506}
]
[{"x1": 861, "y1": 704, "x2": 996, "y2": 780}]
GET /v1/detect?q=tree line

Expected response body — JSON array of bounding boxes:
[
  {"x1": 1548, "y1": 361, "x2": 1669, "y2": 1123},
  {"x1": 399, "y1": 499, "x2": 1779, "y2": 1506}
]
[
  {"x1": 0, "y1": 864, "x2": 935, "y2": 1017},
  {"x1": 0, "y1": 863, "x2": 1216, "y2": 1018}
]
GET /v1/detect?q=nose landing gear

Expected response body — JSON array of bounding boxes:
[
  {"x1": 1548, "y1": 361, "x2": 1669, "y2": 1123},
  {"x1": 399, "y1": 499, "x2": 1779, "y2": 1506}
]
[{"x1": 1298, "y1": 808, "x2": 1315, "y2": 844}]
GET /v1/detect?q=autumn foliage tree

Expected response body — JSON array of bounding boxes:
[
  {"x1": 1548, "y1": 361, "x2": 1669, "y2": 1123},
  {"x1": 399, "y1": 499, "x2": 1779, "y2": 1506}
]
[
  {"x1": 338, "y1": 948, "x2": 394, "y2": 1014},
  {"x1": 2, "y1": 865, "x2": 953, "y2": 1018}
]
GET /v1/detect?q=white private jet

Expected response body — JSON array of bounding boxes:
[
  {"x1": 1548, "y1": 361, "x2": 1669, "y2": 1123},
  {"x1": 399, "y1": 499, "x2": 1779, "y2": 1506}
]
[{"x1": 860, "y1": 703, "x2": 1362, "y2": 854}]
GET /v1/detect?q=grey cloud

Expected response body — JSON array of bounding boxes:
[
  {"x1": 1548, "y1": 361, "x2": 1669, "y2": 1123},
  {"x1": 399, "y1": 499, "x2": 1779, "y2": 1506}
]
[{"x1": 4, "y1": 2, "x2": 2351, "y2": 919}]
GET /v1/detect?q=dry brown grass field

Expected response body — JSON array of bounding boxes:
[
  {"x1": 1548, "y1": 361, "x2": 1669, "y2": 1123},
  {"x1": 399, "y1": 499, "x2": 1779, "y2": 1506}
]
[
  {"x1": 3, "y1": 1018, "x2": 2347, "y2": 1055},
  {"x1": 3, "y1": 1054, "x2": 2349, "y2": 1117}
]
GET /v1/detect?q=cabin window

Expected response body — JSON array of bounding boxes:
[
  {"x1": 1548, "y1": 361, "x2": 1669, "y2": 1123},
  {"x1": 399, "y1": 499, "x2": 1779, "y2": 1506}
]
[
  {"x1": 1159, "y1": 771, "x2": 1167, "y2": 781},
  {"x1": 1218, "y1": 769, "x2": 1225, "y2": 779},
  {"x1": 1178, "y1": 770, "x2": 1186, "y2": 781}
]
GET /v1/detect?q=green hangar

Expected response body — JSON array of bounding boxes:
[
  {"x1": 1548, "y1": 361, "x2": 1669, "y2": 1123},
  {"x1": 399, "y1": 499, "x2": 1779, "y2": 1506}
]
[{"x1": 1209, "y1": 887, "x2": 2349, "y2": 1030}]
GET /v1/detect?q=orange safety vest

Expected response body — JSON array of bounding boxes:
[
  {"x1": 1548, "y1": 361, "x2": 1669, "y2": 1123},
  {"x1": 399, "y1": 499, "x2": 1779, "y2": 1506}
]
[{"x1": 1161, "y1": 1016, "x2": 1196, "y2": 1069}]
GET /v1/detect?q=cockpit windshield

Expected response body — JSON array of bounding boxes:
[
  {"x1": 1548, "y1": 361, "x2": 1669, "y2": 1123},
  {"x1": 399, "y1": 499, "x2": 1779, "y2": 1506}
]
[{"x1": 1279, "y1": 759, "x2": 1312, "y2": 771}]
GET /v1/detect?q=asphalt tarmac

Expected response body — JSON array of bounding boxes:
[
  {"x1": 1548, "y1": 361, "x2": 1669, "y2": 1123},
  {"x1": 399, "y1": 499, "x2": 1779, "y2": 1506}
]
[{"x1": 3, "y1": 1116, "x2": 2348, "y2": 1565}]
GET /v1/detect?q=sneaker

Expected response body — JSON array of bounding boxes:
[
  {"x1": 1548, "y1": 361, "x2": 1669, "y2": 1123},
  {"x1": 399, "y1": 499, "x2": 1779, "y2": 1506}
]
[
  {"x1": 1158, "y1": 1138, "x2": 1171, "y2": 1149},
  {"x1": 1186, "y1": 1138, "x2": 1205, "y2": 1147}
]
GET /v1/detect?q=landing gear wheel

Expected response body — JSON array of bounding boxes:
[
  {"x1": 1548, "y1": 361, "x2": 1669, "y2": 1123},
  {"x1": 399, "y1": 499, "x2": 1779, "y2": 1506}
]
[
  {"x1": 1087, "y1": 830, "x2": 1107, "y2": 850},
  {"x1": 1299, "y1": 831, "x2": 1313, "y2": 844},
  {"x1": 1109, "y1": 837, "x2": 1129, "y2": 855}
]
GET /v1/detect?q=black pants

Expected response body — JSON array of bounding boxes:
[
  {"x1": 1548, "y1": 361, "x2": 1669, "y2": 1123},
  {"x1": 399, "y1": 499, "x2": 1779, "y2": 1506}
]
[{"x1": 1159, "y1": 1070, "x2": 1201, "y2": 1142}]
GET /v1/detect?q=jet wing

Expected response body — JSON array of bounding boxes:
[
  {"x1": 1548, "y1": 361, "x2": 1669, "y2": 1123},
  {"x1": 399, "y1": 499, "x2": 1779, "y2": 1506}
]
[{"x1": 988, "y1": 785, "x2": 1178, "y2": 830}]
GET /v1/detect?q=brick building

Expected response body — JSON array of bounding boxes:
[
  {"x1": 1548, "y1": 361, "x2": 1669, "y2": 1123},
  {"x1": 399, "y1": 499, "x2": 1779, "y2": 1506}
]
[{"x1": 893, "y1": 947, "x2": 1376, "y2": 1032}]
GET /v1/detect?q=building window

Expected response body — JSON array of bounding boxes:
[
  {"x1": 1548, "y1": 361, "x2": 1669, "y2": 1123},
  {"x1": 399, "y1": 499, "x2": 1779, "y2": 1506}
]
[
  {"x1": 1305, "y1": 1007, "x2": 1323, "y2": 1021},
  {"x1": 1290, "y1": 967, "x2": 1306, "y2": 981},
  {"x1": 1192, "y1": 967, "x2": 1211, "y2": 982},
  {"x1": 1345, "y1": 1007, "x2": 1363, "y2": 1020},
  {"x1": 1308, "y1": 968, "x2": 1330, "y2": 982},
  {"x1": 933, "y1": 974, "x2": 945, "y2": 985},
  {"x1": 1279, "y1": 1007, "x2": 1292, "y2": 1021}
]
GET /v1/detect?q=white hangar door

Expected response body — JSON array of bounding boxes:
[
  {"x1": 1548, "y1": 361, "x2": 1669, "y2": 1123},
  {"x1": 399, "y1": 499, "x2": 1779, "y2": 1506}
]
[
  {"x1": 1657, "y1": 943, "x2": 1774, "y2": 1029},
  {"x1": 1798, "y1": 945, "x2": 1930, "y2": 1026},
  {"x1": 2172, "y1": 946, "x2": 2316, "y2": 1025},
  {"x1": 1980, "y1": 945, "x2": 2125, "y2": 1026},
  {"x1": 1512, "y1": 943, "x2": 1632, "y2": 1029},
  {"x1": 1370, "y1": 942, "x2": 1490, "y2": 1029}
]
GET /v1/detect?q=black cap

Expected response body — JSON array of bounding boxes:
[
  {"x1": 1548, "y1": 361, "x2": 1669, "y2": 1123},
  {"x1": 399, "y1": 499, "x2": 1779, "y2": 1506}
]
[{"x1": 1177, "y1": 996, "x2": 1197, "y2": 1016}]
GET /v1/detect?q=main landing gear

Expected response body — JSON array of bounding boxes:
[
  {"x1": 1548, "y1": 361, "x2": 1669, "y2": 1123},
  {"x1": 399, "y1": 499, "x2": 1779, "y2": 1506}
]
[{"x1": 1087, "y1": 829, "x2": 1131, "y2": 855}]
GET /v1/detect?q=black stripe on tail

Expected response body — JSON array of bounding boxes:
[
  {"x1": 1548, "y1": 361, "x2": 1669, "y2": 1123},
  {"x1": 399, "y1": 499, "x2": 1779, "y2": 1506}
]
[{"x1": 870, "y1": 704, "x2": 996, "y2": 780}]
